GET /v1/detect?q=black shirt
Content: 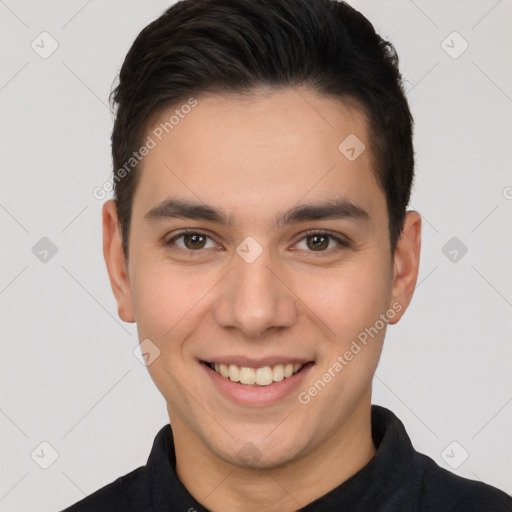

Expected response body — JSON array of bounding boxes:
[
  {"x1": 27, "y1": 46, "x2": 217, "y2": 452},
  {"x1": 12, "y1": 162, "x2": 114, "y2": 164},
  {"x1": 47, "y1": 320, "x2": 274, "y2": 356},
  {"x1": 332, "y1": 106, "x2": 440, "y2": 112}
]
[{"x1": 61, "y1": 405, "x2": 512, "y2": 511}]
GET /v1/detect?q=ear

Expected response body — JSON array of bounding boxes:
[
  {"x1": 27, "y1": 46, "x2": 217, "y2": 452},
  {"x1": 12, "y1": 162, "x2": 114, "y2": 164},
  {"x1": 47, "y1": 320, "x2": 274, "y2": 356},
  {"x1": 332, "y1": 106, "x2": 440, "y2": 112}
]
[
  {"x1": 388, "y1": 211, "x2": 421, "y2": 325},
  {"x1": 102, "y1": 200, "x2": 135, "y2": 323}
]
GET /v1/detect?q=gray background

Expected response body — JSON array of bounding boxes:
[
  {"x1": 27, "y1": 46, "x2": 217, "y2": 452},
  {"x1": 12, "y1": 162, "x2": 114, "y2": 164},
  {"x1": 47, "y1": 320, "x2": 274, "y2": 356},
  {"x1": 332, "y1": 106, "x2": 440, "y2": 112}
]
[{"x1": 1, "y1": 0, "x2": 511, "y2": 510}]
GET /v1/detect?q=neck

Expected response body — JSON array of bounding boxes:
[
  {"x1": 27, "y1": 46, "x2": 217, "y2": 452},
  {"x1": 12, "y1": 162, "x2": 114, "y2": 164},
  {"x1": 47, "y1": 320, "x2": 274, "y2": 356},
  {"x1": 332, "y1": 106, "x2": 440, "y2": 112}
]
[{"x1": 171, "y1": 400, "x2": 376, "y2": 512}]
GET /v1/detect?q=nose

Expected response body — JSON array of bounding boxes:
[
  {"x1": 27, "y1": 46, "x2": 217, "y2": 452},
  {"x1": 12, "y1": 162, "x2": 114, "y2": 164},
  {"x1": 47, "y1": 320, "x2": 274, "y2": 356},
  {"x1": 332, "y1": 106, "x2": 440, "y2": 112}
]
[{"x1": 212, "y1": 245, "x2": 298, "y2": 339}]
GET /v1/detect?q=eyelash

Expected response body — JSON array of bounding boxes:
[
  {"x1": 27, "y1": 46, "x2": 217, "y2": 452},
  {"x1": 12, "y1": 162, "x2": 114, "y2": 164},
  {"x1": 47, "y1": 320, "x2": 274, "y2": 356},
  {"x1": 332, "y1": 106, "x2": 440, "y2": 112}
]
[{"x1": 164, "y1": 229, "x2": 350, "y2": 256}]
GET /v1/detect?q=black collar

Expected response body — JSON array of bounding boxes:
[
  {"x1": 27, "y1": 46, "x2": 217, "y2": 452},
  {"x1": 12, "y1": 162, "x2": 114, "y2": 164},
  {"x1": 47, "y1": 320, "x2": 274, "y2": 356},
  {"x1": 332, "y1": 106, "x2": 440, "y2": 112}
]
[{"x1": 145, "y1": 405, "x2": 423, "y2": 511}]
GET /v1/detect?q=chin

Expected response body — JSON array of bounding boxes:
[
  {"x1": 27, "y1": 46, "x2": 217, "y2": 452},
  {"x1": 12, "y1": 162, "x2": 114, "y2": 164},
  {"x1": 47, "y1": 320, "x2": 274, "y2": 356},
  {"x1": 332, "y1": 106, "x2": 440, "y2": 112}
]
[{"x1": 209, "y1": 430, "x2": 309, "y2": 470}]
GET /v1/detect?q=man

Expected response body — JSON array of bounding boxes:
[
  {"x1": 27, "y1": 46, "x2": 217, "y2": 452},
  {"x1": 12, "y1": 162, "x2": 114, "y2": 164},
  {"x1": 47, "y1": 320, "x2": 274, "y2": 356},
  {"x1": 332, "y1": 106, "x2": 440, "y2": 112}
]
[{"x1": 63, "y1": 0, "x2": 512, "y2": 510}]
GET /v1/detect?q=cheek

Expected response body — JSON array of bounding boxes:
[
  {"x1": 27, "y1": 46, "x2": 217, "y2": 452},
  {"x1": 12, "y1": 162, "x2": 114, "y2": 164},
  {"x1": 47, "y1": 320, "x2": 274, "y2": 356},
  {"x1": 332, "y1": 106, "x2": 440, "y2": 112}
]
[
  {"x1": 131, "y1": 266, "x2": 208, "y2": 409},
  {"x1": 297, "y1": 267, "x2": 392, "y2": 417},
  {"x1": 132, "y1": 272, "x2": 172, "y2": 337},
  {"x1": 301, "y1": 261, "x2": 392, "y2": 336},
  {"x1": 131, "y1": 265, "x2": 187, "y2": 339},
  {"x1": 131, "y1": 263, "x2": 218, "y2": 349},
  {"x1": 298, "y1": 260, "x2": 393, "y2": 397}
]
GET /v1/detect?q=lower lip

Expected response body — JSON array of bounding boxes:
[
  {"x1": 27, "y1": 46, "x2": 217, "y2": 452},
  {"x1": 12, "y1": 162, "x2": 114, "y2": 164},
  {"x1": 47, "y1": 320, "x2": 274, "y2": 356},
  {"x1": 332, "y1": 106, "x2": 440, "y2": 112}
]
[{"x1": 201, "y1": 361, "x2": 314, "y2": 406}]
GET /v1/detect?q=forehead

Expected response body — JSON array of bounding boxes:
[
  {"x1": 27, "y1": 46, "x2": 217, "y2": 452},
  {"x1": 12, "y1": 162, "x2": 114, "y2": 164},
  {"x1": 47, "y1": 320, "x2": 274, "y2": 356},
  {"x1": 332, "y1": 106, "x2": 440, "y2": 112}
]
[{"x1": 133, "y1": 88, "x2": 384, "y2": 225}]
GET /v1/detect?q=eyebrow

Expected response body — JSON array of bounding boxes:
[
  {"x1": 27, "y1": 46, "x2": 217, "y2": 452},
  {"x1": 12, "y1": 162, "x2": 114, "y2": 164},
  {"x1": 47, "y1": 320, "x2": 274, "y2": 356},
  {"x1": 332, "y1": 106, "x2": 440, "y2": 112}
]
[{"x1": 143, "y1": 197, "x2": 370, "y2": 227}]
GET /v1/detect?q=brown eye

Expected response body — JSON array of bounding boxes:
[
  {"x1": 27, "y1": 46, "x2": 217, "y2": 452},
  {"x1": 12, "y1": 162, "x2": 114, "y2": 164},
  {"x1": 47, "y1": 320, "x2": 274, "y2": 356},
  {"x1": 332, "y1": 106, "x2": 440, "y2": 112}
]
[
  {"x1": 306, "y1": 234, "x2": 330, "y2": 251},
  {"x1": 183, "y1": 233, "x2": 207, "y2": 250},
  {"x1": 293, "y1": 231, "x2": 349, "y2": 255},
  {"x1": 166, "y1": 231, "x2": 218, "y2": 252}
]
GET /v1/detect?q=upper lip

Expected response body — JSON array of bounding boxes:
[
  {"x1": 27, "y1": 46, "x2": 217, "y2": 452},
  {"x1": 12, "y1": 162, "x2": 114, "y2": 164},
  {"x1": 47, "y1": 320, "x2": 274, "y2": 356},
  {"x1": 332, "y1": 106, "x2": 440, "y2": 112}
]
[{"x1": 201, "y1": 356, "x2": 314, "y2": 367}]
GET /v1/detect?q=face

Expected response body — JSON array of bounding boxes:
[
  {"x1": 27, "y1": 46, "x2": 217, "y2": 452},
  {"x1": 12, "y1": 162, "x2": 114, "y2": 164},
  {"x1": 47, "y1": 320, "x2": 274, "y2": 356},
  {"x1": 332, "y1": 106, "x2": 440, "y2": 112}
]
[{"x1": 103, "y1": 88, "x2": 420, "y2": 469}]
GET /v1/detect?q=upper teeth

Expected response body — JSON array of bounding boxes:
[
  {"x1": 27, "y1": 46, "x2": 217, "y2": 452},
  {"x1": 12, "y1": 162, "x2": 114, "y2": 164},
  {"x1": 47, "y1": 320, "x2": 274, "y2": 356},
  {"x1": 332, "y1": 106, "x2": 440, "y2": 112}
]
[{"x1": 212, "y1": 363, "x2": 303, "y2": 386}]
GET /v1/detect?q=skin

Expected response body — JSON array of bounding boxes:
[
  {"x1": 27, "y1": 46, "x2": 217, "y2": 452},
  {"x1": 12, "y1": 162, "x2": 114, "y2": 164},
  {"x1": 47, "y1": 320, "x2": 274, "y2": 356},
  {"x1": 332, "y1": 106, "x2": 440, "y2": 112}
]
[{"x1": 103, "y1": 87, "x2": 421, "y2": 511}]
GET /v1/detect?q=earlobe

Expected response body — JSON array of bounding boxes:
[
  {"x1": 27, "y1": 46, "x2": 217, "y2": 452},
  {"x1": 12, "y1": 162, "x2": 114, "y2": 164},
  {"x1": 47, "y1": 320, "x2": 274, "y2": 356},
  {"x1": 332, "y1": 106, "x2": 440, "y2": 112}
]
[
  {"x1": 102, "y1": 200, "x2": 135, "y2": 323},
  {"x1": 388, "y1": 211, "x2": 422, "y2": 325}
]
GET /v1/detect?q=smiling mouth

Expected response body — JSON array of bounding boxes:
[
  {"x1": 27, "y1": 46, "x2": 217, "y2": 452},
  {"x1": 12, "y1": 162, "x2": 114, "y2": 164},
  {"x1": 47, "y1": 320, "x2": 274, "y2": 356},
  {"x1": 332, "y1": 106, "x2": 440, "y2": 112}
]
[{"x1": 203, "y1": 361, "x2": 312, "y2": 386}]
